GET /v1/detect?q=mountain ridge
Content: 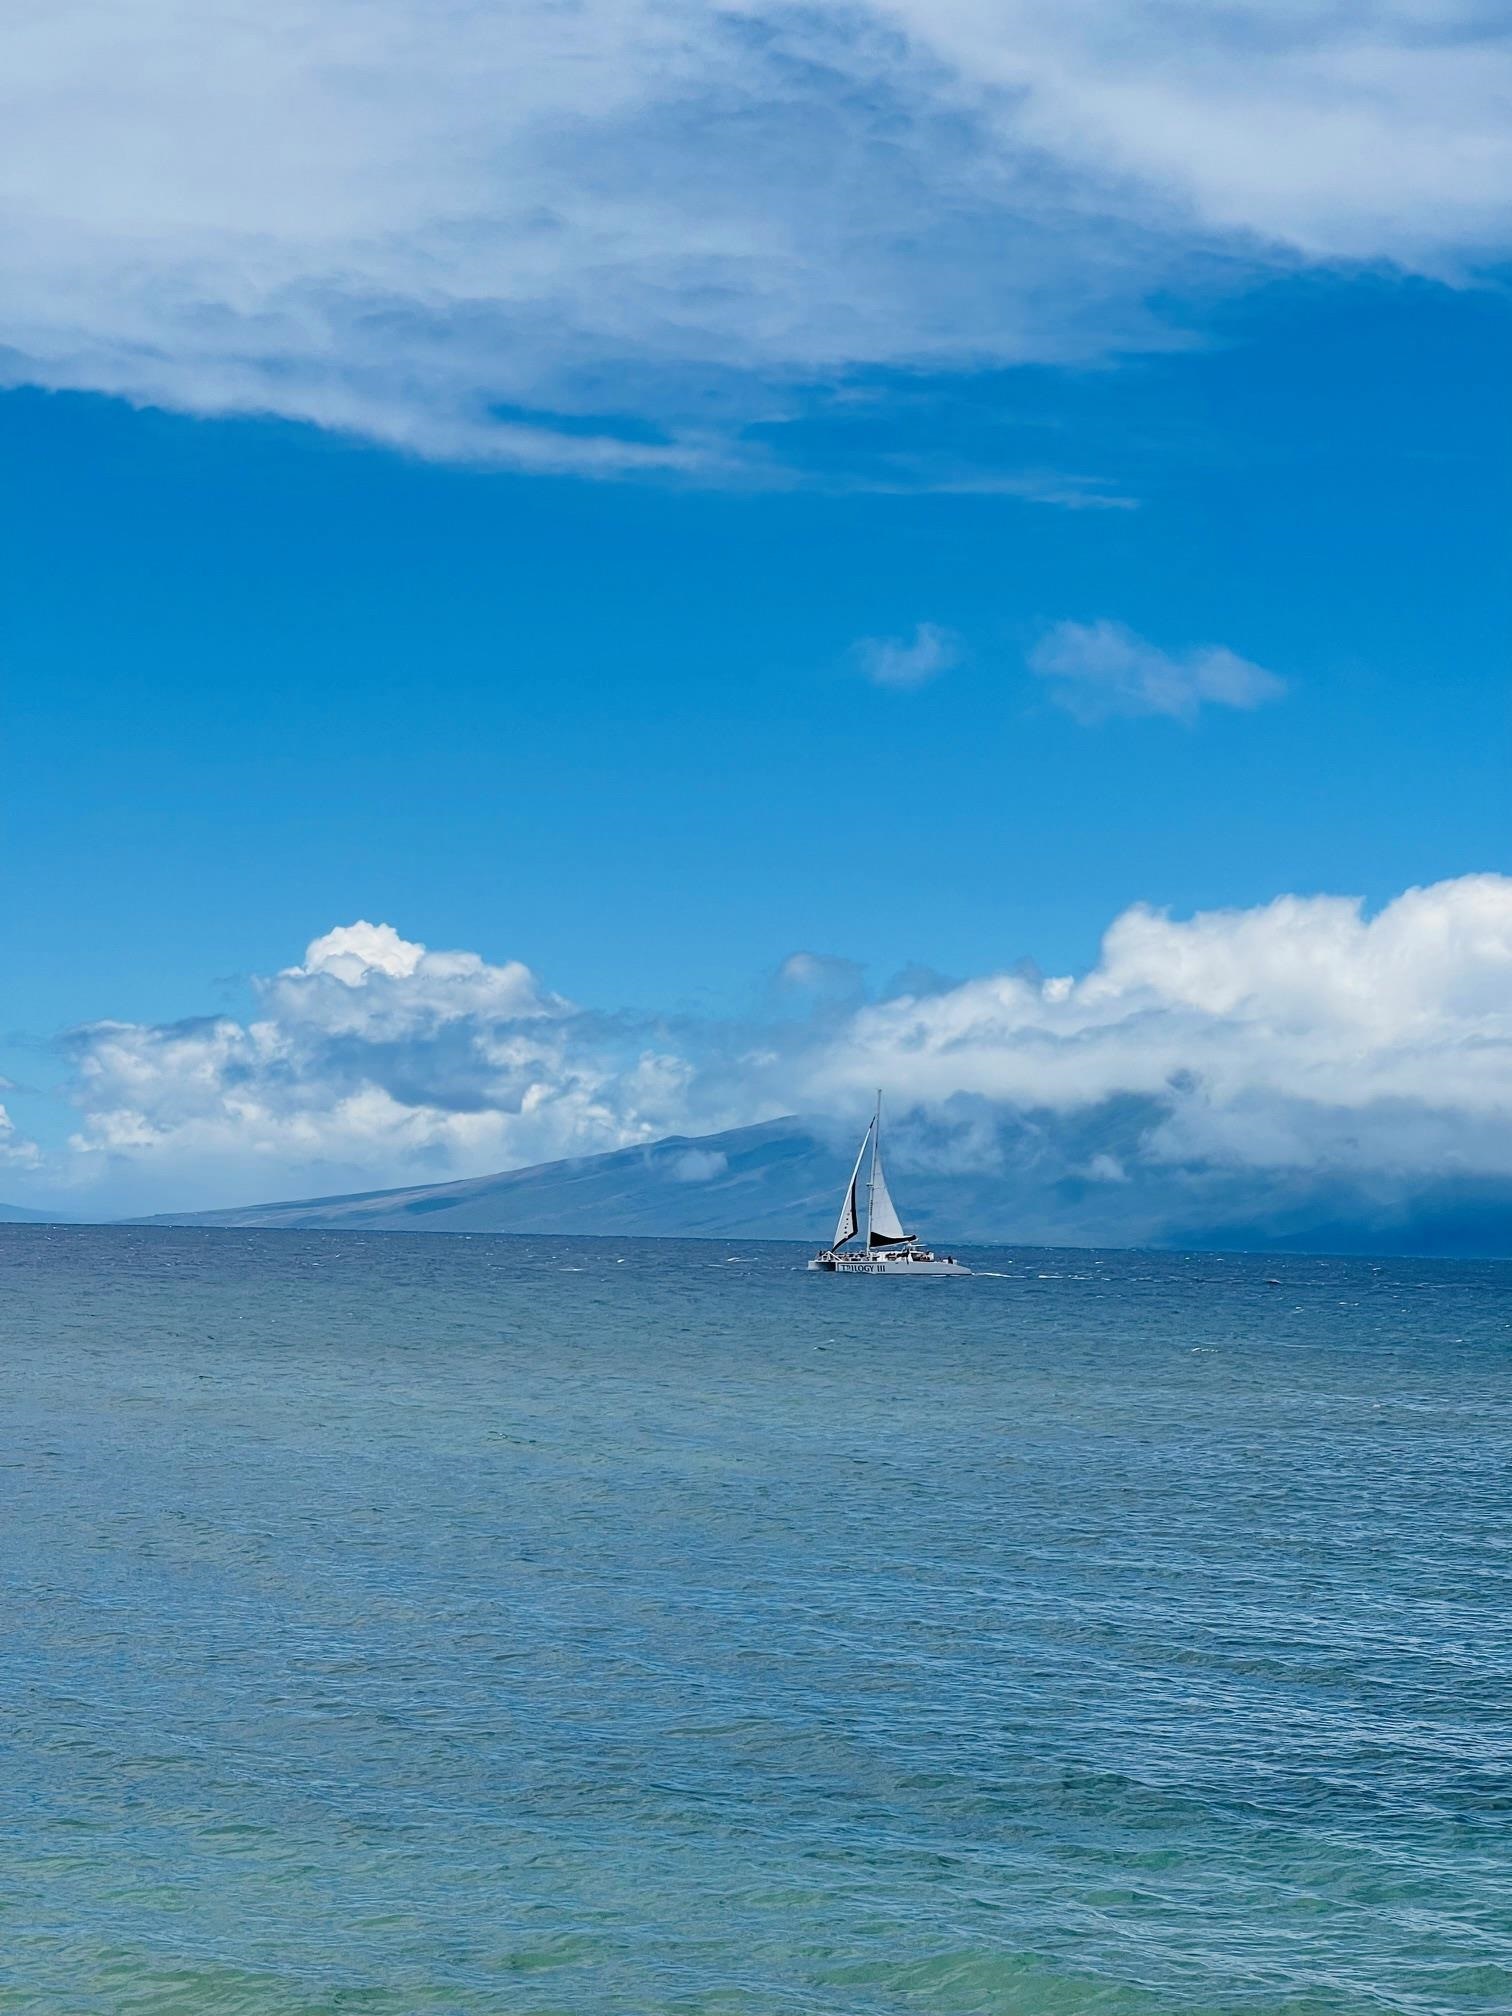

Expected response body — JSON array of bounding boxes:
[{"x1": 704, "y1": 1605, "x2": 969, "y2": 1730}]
[
  {"x1": 129, "y1": 1111, "x2": 1512, "y2": 1257},
  {"x1": 138, "y1": 1117, "x2": 844, "y2": 1239}
]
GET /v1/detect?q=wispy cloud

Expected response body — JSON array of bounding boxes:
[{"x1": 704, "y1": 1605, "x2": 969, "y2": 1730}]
[
  {"x1": 777, "y1": 952, "x2": 866, "y2": 999},
  {"x1": 855, "y1": 623, "x2": 964, "y2": 690},
  {"x1": 1029, "y1": 619, "x2": 1286, "y2": 723},
  {"x1": 0, "y1": 1100, "x2": 40, "y2": 1168},
  {"x1": 2, "y1": 3, "x2": 1508, "y2": 479}
]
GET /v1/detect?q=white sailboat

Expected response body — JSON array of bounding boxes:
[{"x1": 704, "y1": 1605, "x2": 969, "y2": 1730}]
[{"x1": 808, "y1": 1094, "x2": 971, "y2": 1275}]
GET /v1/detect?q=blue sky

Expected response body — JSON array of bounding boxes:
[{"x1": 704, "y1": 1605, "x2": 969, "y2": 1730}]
[{"x1": 3, "y1": 2, "x2": 1511, "y2": 1219}]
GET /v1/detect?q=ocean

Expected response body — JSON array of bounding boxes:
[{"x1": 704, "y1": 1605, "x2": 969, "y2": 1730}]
[{"x1": 4, "y1": 1226, "x2": 1510, "y2": 2015}]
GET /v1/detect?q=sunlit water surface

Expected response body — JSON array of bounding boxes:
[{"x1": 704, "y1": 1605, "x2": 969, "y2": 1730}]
[{"x1": 4, "y1": 1227, "x2": 1510, "y2": 2014}]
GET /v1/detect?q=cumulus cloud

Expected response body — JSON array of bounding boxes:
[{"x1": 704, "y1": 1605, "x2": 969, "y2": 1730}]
[
  {"x1": 854, "y1": 623, "x2": 964, "y2": 690},
  {"x1": 28, "y1": 876, "x2": 1512, "y2": 1221},
  {"x1": 2, "y1": 3, "x2": 1509, "y2": 476},
  {"x1": 267, "y1": 921, "x2": 566, "y2": 1037},
  {"x1": 58, "y1": 921, "x2": 761, "y2": 1210},
  {"x1": 1029, "y1": 619, "x2": 1286, "y2": 722},
  {"x1": 805, "y1": 876, "x2": 1512, "y2": 1177}
]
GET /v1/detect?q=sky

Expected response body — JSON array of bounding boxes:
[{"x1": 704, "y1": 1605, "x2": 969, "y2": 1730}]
[{"x1": 2, "y1": 0, "x2": 1510, "y2": 1227}]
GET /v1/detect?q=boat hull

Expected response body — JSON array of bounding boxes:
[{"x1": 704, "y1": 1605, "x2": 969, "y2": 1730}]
[{"x1": 808, "y1": 1256, "x2": 971, "y2": 1276}]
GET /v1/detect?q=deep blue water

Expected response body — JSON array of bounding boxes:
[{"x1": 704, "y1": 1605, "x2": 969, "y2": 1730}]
[{"x1": 4, "y1": 1226, "x2": 1510, "y2": 2014}]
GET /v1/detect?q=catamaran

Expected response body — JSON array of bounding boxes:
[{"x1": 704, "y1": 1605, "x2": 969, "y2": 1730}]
[{"x1": 808, "y1": 1094, "x2": 971, "y2": 1275}]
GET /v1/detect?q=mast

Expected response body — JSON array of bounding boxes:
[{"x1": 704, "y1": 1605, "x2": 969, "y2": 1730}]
[{"x1": 866, "y1": 1088, "x2": 881, "y2": 1247}]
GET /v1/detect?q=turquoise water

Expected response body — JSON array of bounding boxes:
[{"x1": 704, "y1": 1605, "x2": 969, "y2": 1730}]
[{"x1": 4, "y1": 1227, "x2": 1510, "y2": 2015}]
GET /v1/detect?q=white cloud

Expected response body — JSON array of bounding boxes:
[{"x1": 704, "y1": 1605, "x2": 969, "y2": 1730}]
[
  {"x1": 57, "y1": 922, "x2": 760, "y2": 1210},
  {"x1": 670, "y1": 1148, "x2": 728, "y2": 1182},
  {"x1": 1029, "y1": 619, "x2": 1286, "y2": 721},
  {"x1": 874, "y1": 1, "x2": 1512, "y2": 263},
  {"x1": 2, "y1": 4, "x2": 1508, "y2": 476},
  {"x1": 296, "y1": 922, "x2": 426, "y2": 984},
  {"x1": 267, "y1": 919, "x2": 566, "y2": 1037},
  {"x1": 28, "y1": 876, "x2": 1512, "y2": 1218},
  {"x1": 855, "y1": 622, "x2": 964, "y2": 690},
  {"x1": 0, "y1": 1101, "x2": 41, "y2": 1169},
  {"x1": 777, "y1": 951, "x2": 865, "y2": 998},
  {"x1": 804, "y1": 876, "x2": 1512, "y2": 1176}
]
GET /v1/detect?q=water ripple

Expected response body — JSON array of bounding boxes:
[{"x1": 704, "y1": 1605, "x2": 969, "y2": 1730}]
[{"x1": 2, "y1": 1227, "x2": 1509, "y2": 2013}]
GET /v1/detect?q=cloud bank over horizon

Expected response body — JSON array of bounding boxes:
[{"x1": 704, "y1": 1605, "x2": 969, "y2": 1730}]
[
  {"x1": 13, "y1": 875, "x2": 1512, "y2": 1233},
  {"x1": 4, "y1": 2, "x2": 1510, "y2": 478}
]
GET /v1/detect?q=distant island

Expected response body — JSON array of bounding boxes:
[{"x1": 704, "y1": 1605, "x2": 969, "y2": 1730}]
[
  {"x1": 89, "y1": 1115, "x2": 1512, "y2": 1258},
  {"x1": 139, "y1": 1119, "x2": 836, "y2": 1240},
  {"x1": 7, "y1": 1119, "x2": 1509, "y2": 1258}
]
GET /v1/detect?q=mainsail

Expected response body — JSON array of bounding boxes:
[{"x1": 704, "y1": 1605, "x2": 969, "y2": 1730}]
[
  {"x1": 867, "y1": 1134, "x2": 911, "y2": 1246},
  {"x1": 831, "y1": 1121, "x2": 872, "y2": 1248}
]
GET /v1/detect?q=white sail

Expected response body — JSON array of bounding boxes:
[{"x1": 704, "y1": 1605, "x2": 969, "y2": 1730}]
[
  {"x1": 831, "y1": 1122, "x2": 871, "y2": 1248},
  {"x1": 867, "y1": 1138, "x2": 909, "y2": 1245}
]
